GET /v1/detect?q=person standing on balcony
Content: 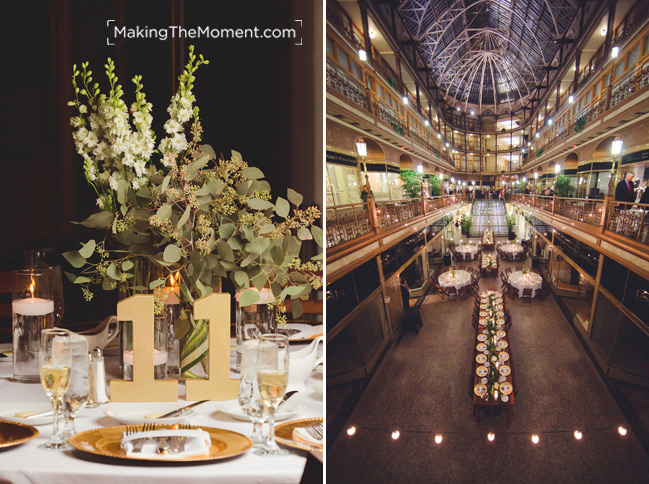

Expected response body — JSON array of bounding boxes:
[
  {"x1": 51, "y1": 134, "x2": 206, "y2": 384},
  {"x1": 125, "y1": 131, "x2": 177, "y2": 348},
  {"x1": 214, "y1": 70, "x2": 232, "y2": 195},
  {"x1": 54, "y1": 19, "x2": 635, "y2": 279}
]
[
  {"x1": 615, "y1": 171, "x2": 636, "y2": 206},
  {"x1": 360, "y1": 184, "x2": 374, "y2": 204},
  {"x1": 639, "y1": 179, "x2": 649, "y2": 205}
]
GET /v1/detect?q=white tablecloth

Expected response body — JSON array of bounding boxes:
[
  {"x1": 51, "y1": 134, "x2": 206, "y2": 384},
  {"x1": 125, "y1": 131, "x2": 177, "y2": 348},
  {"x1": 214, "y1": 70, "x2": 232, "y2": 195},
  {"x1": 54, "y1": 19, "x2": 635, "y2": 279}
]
[
  {"x1": 508, "y1": 271, "x2": 542, "y2": 297},
  {"x1": 0, "y1": 341, "x2": 322, "y2": 484},
  {"x1": 438, "y1": 270, "x2": 471, "y2": 290},
  {"x1": 500, "y1": 243, "x2": 524, "y2": 256},
  {"x1": 455, "y1": 245, "x2": 478, "y2": 260}
]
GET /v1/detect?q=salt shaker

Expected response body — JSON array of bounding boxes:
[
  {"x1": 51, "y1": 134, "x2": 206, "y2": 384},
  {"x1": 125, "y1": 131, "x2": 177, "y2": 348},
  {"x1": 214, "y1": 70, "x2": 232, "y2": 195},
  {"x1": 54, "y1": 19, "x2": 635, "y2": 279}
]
[{"x1": 87, "y1": 346, "x2": 109, "y2": 406}]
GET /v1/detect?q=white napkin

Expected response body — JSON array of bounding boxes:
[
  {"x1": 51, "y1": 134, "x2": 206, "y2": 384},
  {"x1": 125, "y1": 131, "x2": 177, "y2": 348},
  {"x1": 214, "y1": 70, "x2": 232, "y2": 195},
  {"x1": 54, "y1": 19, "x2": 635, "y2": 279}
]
[
  {"x1": 292, "y1": 427, "x2": 322, "y2": 450},
  {"x1": 121, "y1": 429, "x2": 211, "y2": 459}
]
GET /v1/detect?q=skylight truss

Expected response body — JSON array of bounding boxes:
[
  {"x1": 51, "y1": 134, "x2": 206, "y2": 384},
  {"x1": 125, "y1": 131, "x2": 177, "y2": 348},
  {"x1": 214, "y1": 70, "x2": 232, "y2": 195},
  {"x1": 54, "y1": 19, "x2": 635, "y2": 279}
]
[{"x1": 397, "y1": 0, "x2": 580, "y2": 113}]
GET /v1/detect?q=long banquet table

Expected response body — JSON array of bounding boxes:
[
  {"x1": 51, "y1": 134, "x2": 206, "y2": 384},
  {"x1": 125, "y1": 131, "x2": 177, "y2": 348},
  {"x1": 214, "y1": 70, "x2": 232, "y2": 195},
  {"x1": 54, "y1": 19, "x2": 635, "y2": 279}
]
[{"x1": 0, "y1": 341, "x2": 323, "y2": 484}]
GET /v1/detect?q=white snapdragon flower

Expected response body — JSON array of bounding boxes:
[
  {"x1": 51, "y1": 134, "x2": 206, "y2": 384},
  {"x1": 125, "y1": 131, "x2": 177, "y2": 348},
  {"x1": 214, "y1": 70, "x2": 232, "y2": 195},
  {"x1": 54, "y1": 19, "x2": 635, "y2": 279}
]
[
  {"x1": 76, "y1": 127, "x2": 89, "y2": 142},
  {"x1": 134, "y1": 159, "x2": 147, "y2": 178},
  {"x1": 122, "y1": 152, "x2": 135, "y2": 167},
  {"x1": 170, "y1": 133, "x2": 188, "y2": 152},
  {"x1": 132, "y1": 111, "x2": 144, "y2": 126},
  {"x1": 177, "y1": 109, "x2": 191, "y2": 123},
  {"x1": 99, "y1": 170, "x2": 111, "y2": 185},
  {"x1": 93, "y1": 141, "x2": 109, "y2": 161},
  {"x1": 109, "y1": 172, "x2": 121, "y2": 191},
  {"x1": 85, "y1": 158, "x2": 97, "y2": 181},
  {"x1": 164, "y1": 119, "x2": 181, "y2": 134},
  {"x1": 158, "y1": 138, "x2": 172, "y2": 155},
  {"x1": 85, "y1": 132, "x2": 99, "y2": 148},
  {"x1": 96, "y1": 197, "x2": 104, "y2": 209},
  {"x1": 79, "y1": 104, "x2": 88, "y2": 114},
  {"x1": 131, "y1": 177, "x2": 146, "y2": 190}
]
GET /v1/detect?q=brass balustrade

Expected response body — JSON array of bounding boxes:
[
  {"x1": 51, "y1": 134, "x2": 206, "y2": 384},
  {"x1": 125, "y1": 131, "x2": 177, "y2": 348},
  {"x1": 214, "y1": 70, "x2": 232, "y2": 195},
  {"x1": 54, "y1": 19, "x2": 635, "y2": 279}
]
[
  {"x1": 554, "y1": 197, "x2": 605, "y2": 227},
  {"x1": 605, "y1": 200, "x2": 649, "y2": 245},
  {"x1": 326, "y1": 195, "x2": 461, "y2": 248}
]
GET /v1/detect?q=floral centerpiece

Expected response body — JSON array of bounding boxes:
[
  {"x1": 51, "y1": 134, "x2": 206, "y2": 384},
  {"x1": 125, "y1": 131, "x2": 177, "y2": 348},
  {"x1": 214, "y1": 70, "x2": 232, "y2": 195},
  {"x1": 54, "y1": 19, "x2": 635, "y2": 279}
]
[
  {"x1": 63, "y1": 46, "x2": 322, "y2": 375},
  {"x1": 522, "y1": 267, "x2": 530, "y2": 275}
]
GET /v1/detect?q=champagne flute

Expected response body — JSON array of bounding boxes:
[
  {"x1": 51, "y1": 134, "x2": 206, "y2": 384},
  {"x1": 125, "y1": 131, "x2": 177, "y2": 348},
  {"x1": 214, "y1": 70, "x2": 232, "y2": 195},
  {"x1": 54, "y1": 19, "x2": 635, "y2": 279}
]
[
  {"x1": 61, "y1": 333, "x2": 89, "y2": 442},
  {"x1": 256, "y1": 334, "x2": 289, "y2": 456},
  {"x1": 39, "y1": 329, "x2": 72, "y2": 450},
  {"x1": 238, "y1": 339, "x2": 267, "y2": 447}
]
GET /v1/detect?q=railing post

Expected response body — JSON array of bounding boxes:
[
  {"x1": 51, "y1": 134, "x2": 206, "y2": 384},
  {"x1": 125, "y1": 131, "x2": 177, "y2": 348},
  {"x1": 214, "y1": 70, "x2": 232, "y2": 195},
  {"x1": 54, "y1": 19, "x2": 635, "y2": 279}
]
[
  {"x1": 552, "y1": 194, "x2": 556, "y2": 215},
  {"x1": 367, "y1": 196, "x2": 380, "y2": 233},
  {"x1": 600, "y1": 195, "x2": 611, "y2": 232}
]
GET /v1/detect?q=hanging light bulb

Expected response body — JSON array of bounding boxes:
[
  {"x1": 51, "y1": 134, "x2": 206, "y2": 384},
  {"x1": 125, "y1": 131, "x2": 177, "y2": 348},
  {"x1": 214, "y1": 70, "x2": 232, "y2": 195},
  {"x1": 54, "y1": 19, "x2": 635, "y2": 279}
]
[
  {"x1": 356, "y1": 138, "x2": 367, "y2": 157},
  {"x1": 487, "y1": 433, "x2": 495, "y2": 442},
  {"x1": 618, "y1": 426, "x2": 628, "y2": 436},
  {"x1": 347, "y1": 426, "x2": 357, "y2": 436},
  {"x1": 531, "y1": 434, "x2": 540, "y2": 444},
  {"x1": 391, "y1": 430, "x2": 400, "y2": 440},
  {"x1": 403, "y1": 96, "x2": 409, "y2": 105},
  {"x1": 358, "y1": 49, "x2": 367, "y2": 61},
  {"x1": 434, "y1": 434, "x2": 443, "y2": 444},
  {"x1": 569, "y1": 95, "x2": 574, "y2": 103},
  {"x1": 612, "y1": 46, "x2": 619, "y2": 58},
  {"x1": 424, "y1": 119, "x2": 429, "y2": 126},
  {"x1": 574, "y1": 430, "x2": 583, "y2": 440}
]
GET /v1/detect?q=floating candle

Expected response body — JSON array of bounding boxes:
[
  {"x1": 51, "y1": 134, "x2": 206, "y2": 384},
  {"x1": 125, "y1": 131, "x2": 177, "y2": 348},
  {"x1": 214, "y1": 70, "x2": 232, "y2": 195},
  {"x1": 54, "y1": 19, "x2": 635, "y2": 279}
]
[{"x1": 12, "y1": 297, "x2": 54, "y2": 316}]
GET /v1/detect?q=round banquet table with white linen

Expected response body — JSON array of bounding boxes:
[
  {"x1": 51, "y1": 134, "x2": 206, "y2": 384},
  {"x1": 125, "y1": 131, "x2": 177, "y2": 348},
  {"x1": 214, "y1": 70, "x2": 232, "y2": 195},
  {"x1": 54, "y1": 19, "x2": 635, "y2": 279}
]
[
  {"x1": 508, "y1": 271, "x2": 543, "y2": 297},
  {"x1": 0, "y1": 340, "x2": 322, "y2": 484},
  {"x1": 438, "y1": 270, "x2": 472, "y2": 290},
  {"x1": 454, "y1": 244, "x2": 478, "y2": 260},
  {"x1": 500, "y1": 243, "x2": 524, "y2": 256}
]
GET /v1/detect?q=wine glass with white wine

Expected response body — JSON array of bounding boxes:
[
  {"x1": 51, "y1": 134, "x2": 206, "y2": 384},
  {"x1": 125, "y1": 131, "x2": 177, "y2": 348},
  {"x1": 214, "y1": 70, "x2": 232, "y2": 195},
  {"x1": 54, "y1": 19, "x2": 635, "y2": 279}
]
[
  {"x1": 39, "y1": 328, "x2": 72, "y2": 450},
  {"x1": 256, "y1": 333, "x2": 289, "y2": 456}
]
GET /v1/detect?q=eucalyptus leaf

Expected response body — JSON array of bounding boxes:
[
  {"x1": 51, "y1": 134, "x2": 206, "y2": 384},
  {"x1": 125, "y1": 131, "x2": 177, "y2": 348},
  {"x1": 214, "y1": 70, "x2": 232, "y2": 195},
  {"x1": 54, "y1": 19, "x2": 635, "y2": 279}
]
[
  {"x1": 156, "y1": 204, "x2": 172, "y2": 221},
  {"x1": 160, "y1": 175, "x2": 171, "y2": 193},
  {"x1": 180, "y1": 283, "x2": 194, "y2": 304},
  {"x1": 178, "y1": 205, "x2": 191, "y2": 230},
  {"x1": 237, "y1": 180, "x2": 252, "y2": 196},
  {"x1": 78, "y1": 211, "x2": 114, "y2": 229},
  {"x1": 207, "y1": 180, "x2": 225, "y2": 196},
  {"x1": 297, "y1": 227, "x2": 312, "y2": 240},
  {"x1": 102, "y1": 278, "x2": 115, "y2": 291},
  {"x1": 231, "y1": 150, "x2": 243, "y2": 162},
  {"x1": 73, "y1": 276, "x2": 91, "y2": 285},
  {"x1": 63, "y1": 250, "x2": 87, "y2": 269},
  {"x1": 287, "y1": 188, "x2": 303, "y2": 207},
  {"x1": 163, "y1": 244, "x2": 181, "y2": 263},
  {"x1": 201, "y1": 144, "x2": 216, "y2": 160},
  {"x1": 79, "y1": 239, "x2": 96, "y2": 259},
  {"x1": 311, "y1": 226, "x2": 323, "y2": 247},
  {"x1": 227, "y1": 237, "x2": 244, "y2": 250},
  {"x1": 251, "y1": 271, "x2": 267, "y2": 291},
  {"x1": 275, "y1": 197, "x2": 290, "y2": 218},
  {"x1": 107, "y1": 263, "x2": 121, "y2": 281},
  {"x1": 121, "y1": 260, "x2": 134, "y2": 271},
  {"x1": 240, "y1": 253, "x2": 257, "y2": 267},
  {"x1": 234, "y1": 271, "x2": 249, "y2": 287},
  {"x1": 247, "y1": 198, "x2": 273, "y2": 210},
  {"x1": 149, "y1": 279, "x2": 166, "y2": 289},
  {"x1": 245, "y1": 236, "x2": 270, "y2": 255},
  {"x1": 242, "y1": 166, "x2": 264, "y2": 180},
  {"x1": 116, "y1": 180, "x2": 129, "y2": 205},
  {"x1": 239, "y1": 289, "x2": 260, "y2": 307},
  {"x1": 285, "y1": 285, "x2": 304, "y2": 296},
  {"x1": 258, "y1": 224, "x2": 276, "y2": 235},
  {"x1": 270, "y1": 245, "x2": 284, "y2": 266},
  {"x1": 216, "y1": 240, "x2": 234, "y2": 262},
  {"x1": 292, "y1": 298, "x2": 303, "y2": 318},
  {"x1": 195, "y1": 183, "x2": 210, "y2": 196},
  {"x1": 219, "y1": 223, "x2": 236, "y2": 239}
]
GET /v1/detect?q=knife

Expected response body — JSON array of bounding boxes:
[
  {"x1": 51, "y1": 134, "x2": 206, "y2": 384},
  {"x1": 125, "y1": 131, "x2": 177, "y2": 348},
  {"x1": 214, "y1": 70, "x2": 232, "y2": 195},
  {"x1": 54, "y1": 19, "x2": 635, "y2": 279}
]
[{"x1": 158, "y1": 400, "x2": 209, "y2": 419}]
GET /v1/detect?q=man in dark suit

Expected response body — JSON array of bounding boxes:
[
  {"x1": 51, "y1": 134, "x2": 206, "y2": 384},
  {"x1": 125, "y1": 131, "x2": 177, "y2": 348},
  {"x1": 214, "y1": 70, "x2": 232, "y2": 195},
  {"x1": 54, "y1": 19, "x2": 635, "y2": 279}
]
[{"x1": 615, "y1": 171, "x2": 636, "y2": 205}]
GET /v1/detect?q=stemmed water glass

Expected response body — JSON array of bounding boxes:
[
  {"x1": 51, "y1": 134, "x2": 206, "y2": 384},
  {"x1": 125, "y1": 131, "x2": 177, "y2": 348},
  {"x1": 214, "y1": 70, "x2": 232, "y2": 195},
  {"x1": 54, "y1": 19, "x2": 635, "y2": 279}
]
[
  {"x1": 238, "y1": 339, "x2": 268, "y2": 447},
  {"x1": 39, "y1": 329, "x2": 72, "y2": 450},
  {"x1": 61, "y1": 333, "x2": 89, "y2": 443},
  {"x1": 256, "y1": 334, "x2": 289, "y2": 456}
]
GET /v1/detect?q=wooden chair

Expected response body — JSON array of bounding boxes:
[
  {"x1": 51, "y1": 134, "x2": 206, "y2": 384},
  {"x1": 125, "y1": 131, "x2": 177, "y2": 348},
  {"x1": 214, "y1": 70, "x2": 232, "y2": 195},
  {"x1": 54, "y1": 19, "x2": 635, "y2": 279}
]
[
  {"x1": 445, "y1": 286, "x2": 458, "y2": 300},
  {"x1": 504, "y1": 267, "x2": 512, "y2": 275},
  {"x1": 515, "y1": 266, "x2": 523, "y2": 272},
  {"x1": 521, "y1": 287, "x2": 533, "y2": 302},
  {"x1": 507, "y1": 282, "x2": 518, "y2": 299},
  {"x1": 458, "y1": 285, "x2": 471, "y2": 300}
]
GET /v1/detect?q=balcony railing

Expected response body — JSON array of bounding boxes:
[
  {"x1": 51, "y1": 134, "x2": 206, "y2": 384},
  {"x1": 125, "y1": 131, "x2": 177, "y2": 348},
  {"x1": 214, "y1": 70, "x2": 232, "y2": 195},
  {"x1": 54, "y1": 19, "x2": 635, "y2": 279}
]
[
  {"x1": 606, "y1": 200, "x2": 649, "y2": 245},
  {"x1": 511, "y1": 194, "x2": 649, "y2": 248},
  {"x1": 326, "y1": 194, "x2": 462, "y2": 248}
]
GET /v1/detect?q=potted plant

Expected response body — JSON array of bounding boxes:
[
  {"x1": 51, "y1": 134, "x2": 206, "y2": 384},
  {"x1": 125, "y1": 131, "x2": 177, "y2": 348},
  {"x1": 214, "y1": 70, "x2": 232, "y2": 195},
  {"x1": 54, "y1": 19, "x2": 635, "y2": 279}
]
[
  {"x1": 461, "y1": 214, "x2": 472, "y2": 235},
  {"x1": 554, "y1": 175, "x2": 575, "y2": 197},
  {"x1": 400, "y1": 169, "x2": 423, "y2": 198},
  {"x1": 506, "y1": 215, "x2": 516, "y2": 240},
  {"x1": 63, "y1": 46, "x2": 323, "y2": 377}
]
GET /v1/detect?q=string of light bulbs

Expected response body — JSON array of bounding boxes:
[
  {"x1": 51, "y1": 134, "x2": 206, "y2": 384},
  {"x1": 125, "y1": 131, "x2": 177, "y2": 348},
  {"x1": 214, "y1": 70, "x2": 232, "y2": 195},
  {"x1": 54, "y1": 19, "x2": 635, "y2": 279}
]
[{"x1": 343, "y1": 424, "x2": 632, "y2": 444}]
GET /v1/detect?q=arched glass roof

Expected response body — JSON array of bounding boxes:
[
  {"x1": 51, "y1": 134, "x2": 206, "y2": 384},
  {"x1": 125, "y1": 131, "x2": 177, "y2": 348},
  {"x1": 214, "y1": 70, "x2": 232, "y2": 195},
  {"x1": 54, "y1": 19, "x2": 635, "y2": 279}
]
[{"x1": 397, "y1": 0, "x2": 581, "y2": 113}]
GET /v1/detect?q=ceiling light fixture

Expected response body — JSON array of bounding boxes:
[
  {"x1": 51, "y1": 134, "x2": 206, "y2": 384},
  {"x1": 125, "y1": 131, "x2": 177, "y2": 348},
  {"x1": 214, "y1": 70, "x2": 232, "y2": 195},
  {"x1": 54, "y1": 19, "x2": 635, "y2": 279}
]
[
  {"x1": 358, "y1": 49, "x2": 367, "y2": 61},
  {"x1": 569, "y1": 95, "x2": 574, "y2": 103},
  {"x1": 403, "y1": 96, "x2": 409, "y2": 105},
  {"x1": 612, "y1": 46, "x2": 619, "y2": 58}
]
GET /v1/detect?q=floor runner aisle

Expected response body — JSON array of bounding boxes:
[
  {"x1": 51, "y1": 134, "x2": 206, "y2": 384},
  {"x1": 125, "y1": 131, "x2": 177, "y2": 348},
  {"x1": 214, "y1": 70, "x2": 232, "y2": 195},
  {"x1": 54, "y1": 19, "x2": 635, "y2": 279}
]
[{"x1": 470, "y1": 200, "x2": 508, "y2": 237}]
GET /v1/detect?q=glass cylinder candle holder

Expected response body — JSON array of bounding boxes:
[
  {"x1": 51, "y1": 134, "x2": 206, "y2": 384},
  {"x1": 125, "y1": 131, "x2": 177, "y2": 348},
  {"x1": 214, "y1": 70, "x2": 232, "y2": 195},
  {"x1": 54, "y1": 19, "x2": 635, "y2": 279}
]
[
  {"x1": 12, "y1": 269, "x2": 55, "y2": 382},
  {"x1": 120, "y1": 316, "x2": 168, "y2": 380},
  {"x1": 164, "y1": 302, "x2": 180, "y2": 376},
  {"x1": 235, "y1": 288, "x2": 276, "y2": 371}
]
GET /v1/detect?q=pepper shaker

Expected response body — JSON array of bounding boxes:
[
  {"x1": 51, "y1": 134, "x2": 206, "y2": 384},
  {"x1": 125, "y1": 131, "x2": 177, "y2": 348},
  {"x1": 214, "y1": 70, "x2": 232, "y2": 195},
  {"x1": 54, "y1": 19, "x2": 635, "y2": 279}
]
[{"x1": 87, "y1": 346, "x2": 109, "y2": 406}]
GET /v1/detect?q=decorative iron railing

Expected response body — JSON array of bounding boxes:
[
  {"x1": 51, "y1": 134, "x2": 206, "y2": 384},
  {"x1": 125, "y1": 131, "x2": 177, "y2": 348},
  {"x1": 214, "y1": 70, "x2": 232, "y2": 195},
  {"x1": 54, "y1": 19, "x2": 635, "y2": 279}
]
[
  {"x1": 606, "y1": 200, "x2": 649, "y2": 245},
  {"x1": 326, "y1": 203, "x2": 372, "y2": 248}
]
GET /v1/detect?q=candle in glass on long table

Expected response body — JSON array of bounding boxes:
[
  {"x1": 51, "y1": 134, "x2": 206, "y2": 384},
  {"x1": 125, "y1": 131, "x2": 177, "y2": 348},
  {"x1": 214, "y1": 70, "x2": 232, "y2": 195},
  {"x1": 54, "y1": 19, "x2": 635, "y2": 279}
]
[
  {"x1": 12, "y1": 279, "x2": 55, "y2": 382},
  {"x1": 473, "y1": 292, "x2": 515, "y2": 423}
]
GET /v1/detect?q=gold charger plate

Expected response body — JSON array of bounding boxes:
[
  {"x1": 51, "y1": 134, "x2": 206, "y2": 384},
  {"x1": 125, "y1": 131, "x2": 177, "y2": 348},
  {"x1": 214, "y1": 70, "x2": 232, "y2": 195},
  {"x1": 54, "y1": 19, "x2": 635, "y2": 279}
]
[
  {"x1": 500, "y1": 382, "x2": 513, "y2": 395},
  {"x1": 0, "y1": 420, "x2": 39, "y2": 448},
  {"x1": 275, "y1": 417, "x2": 323, "y2": 452},
  {"x1": 476, "y1": 365, "x2": 488, "y2": 377},
  {"x1": 68, "y1": 424, "x2": 252, "y2": 462},
  {"x1": 474, "y1": 383, "x2": 487, "y2": 396},
  {"x1": 499, "y1": 365, "x2": 511, "y2": 376}
]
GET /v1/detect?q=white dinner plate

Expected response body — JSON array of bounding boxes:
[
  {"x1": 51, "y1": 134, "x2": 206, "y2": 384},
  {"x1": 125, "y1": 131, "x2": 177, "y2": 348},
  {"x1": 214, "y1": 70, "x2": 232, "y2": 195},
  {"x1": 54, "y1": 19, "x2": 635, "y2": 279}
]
[
  {"x1": 0, "y1": 402, "x2": 53, "y2": 426},
  {"x1": 103, "y1": 402, "x2": 197, "y2": 425},
  {"x1": 214, "y1": 399, "x2": 304, "y2": 422},
  {"x1": 282, "y1": 323, "x2": 323, "y2": 342},
  {"x1": 312, "y1": 381, "x2": 323, "y2": 395}
]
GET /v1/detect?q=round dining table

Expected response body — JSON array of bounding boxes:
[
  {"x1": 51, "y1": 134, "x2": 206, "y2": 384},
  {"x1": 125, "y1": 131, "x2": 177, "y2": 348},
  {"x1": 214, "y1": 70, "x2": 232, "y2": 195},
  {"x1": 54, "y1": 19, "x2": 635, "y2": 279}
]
[
  {"x1": 508, "y1": 271, "x2": 543, "y2": 297},
  {"x1": 500, "y1": 243, "x2": 524, "y2": 256},
  {"x1": 438, "y1": 270, "x2": 472, "y2": 290},
  {"x1": 454, "y1": 244, "x2": 478, "y2": 260}
]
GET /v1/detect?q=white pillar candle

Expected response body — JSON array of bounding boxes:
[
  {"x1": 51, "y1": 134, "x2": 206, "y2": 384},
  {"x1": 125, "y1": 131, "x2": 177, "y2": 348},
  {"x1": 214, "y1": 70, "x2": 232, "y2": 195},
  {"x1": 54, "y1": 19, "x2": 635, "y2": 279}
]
[
  {"x1": 123, "y1": 349, "x2": 168, "y2": 366},
  {"x1": 12, "y1": 297, "x2": 54, "y2": 316},
  {"x1": 163, "y1": 287, "x2": 180, "y2": 305}
]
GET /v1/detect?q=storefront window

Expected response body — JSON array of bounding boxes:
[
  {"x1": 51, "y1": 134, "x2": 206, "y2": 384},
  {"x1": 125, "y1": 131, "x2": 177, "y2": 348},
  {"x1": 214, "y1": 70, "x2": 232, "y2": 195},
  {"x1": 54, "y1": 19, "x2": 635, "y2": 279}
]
[{"x1": 326, "y1": 163, "x2": 361, "y2": 206}]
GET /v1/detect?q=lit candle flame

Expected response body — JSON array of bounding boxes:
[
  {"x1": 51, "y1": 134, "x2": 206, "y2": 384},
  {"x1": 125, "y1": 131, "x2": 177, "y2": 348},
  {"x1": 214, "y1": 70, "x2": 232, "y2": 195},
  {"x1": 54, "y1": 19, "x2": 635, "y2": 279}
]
[{"x1": 29, "y1": 277, "x2": 35, "y2": 297}]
